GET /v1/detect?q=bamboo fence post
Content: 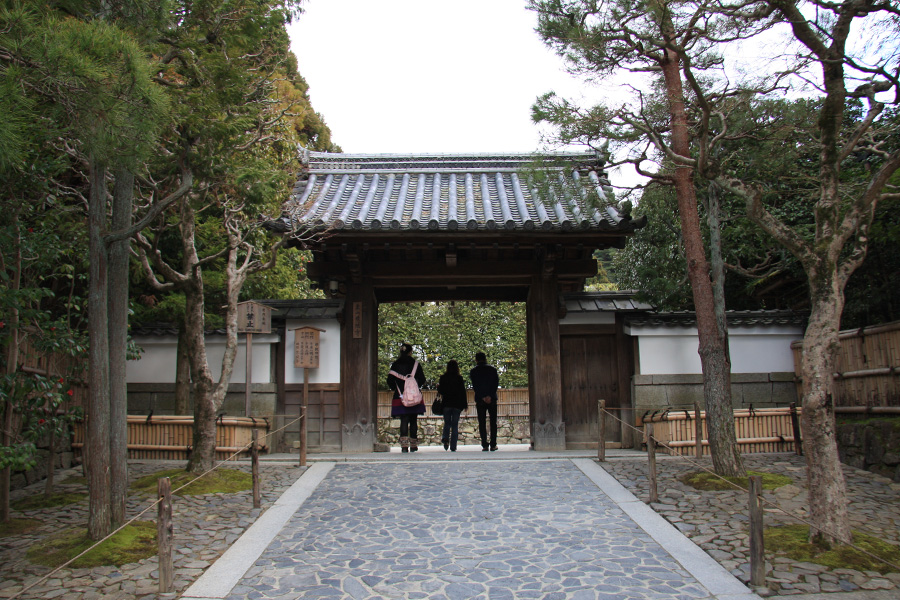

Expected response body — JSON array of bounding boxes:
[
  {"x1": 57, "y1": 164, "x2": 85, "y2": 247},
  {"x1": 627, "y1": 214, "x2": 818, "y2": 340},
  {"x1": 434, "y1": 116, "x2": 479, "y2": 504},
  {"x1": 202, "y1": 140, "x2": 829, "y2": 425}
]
[
  {"x1": 157, "y1": 476, "x2": 174, "y2": 594},
  {"x1": 597, "y1": 399, "x2": 606, "y2": 462},
  {"x1": 646, "y1": 422, "x2": 659, "y2": 503},
  {"x1": 694, "y1": 401, "x2": 703, "y2": 459},
  {"x1": 790, "y1": 402, "x2": 802, "y2": 455},
  {"x1": 749, "y1": 475, "x2": 765, "y2": 587}
]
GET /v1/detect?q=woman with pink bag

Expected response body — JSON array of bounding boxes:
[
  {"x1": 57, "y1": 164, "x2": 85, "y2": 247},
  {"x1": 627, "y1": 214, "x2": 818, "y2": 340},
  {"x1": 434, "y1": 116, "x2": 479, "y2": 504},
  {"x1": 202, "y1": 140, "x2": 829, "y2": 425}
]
[{"x1": 387, "y1": 342, "x2": 427, "y2": 453}]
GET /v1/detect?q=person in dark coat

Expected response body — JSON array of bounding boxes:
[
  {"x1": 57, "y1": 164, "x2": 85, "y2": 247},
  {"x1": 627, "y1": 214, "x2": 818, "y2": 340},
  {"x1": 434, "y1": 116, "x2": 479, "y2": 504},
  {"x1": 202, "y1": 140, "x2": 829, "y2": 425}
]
[
  {"x1": 437, "y1": 359, "x2": 467, "y2": 452},
  {"x1": 469, "y1": 351, "x2": 499, "y2": 451},
  {"x1": 387, "y1": 342, "x2": 426, "y2": 452}
]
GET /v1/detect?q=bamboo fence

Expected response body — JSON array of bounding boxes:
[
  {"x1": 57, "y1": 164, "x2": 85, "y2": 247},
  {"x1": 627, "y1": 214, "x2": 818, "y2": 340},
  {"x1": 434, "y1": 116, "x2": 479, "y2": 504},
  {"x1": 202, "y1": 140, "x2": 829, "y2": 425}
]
[
  {"x1": 791, "y1": 320, "x2": 900, "y2": 407},
  {"x1": 642, "y1": 407, "x2": 800, "y2": 456},
  {"x1": 72, "y1": 415, "x2": 268, "y2": 460}
]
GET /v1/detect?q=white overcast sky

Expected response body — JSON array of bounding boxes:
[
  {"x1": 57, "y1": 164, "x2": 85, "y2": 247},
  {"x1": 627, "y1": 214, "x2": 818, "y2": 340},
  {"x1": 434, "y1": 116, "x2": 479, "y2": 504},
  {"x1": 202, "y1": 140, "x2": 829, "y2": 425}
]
[{"x1": 287, "y1": 0, "x2": 602, "y2": 156}]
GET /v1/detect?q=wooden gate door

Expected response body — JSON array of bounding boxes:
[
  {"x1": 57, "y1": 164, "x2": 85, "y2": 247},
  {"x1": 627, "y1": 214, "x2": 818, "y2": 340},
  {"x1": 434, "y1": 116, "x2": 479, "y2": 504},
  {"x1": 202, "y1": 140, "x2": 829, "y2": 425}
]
[
  {"x1": 284, "y1": 383, "x2": 341, "y2": 452},
  {"x1": 560, "y1": 334, "x2": 620, "y2": 448}
]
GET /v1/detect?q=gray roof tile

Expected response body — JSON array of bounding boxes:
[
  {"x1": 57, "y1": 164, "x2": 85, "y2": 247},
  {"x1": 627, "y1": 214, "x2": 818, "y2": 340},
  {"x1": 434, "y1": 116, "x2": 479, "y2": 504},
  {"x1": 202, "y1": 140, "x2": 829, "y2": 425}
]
[{"x1": 285, "y1": 151, "x2": 644, "y2": 234}]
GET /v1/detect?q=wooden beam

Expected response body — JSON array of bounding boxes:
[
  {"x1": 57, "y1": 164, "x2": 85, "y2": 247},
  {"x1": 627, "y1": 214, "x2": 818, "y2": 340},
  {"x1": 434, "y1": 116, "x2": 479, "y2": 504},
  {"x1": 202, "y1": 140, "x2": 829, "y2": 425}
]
[{"x1": 308, "y1": 259, "x2": 597, "y2": 281}]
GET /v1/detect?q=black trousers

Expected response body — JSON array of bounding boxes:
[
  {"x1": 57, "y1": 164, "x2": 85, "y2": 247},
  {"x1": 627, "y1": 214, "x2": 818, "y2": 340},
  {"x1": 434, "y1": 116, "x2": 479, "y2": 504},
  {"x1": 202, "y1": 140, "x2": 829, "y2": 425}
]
[
  {"x1": 476, "y1": 401, "x2": 497, "y2": 448},
  {"x1": 399, "y1": 414, "x2": 418, "y2": 439}
]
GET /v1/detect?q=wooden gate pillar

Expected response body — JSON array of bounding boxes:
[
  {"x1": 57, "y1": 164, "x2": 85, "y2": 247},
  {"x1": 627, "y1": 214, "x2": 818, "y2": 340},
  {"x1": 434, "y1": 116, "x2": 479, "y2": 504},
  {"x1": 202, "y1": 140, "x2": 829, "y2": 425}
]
[
  {"x1": 527, "y1": 270, "x2": 565, "y2": 451},
  {"x1": 340, "y1": 282, "x2": 377, "y2": 452}
]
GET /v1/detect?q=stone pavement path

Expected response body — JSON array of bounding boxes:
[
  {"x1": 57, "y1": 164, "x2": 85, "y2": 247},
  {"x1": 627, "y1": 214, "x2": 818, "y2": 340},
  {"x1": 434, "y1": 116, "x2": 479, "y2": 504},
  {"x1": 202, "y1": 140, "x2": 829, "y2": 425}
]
[{"x1": 188, "y1": 459, "x2": 758, "y2": 600}]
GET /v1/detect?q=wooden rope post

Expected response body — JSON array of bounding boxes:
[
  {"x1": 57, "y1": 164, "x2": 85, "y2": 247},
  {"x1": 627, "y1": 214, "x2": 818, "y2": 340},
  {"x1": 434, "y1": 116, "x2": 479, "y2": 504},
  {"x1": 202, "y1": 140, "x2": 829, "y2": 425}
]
[
  {"x1": 749, "y1": 475, "x2": 765, "y2": 587},
  {"x1": 597, "y1": 399, "x2": 606, "y2": 462},
  {"x1": 694, "y1": 401, "x2": 703, "y2": 459},
  {"x1": 299, "y1": 407, "x2": 307, "y2": 467},
  {"x1": 157, "y1": 476, "x2": 174, "y2": 594},
  {"x1": 251, "y1": 429, "x2": 261, "y2": 509},
  {"x1": 646, "y1": 422, "x2": 658, "y2": 504}
]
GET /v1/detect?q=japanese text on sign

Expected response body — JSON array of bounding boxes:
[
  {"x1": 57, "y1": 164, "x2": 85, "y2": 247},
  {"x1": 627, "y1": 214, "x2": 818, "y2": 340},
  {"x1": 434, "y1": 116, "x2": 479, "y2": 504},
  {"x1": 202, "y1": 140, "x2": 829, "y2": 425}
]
[
  {"x1": 293, "y1": 327, "x2": 321, "y2": 369},
  {"x1": 353, "y1": 302, "x2": 362, "y2": 339}
]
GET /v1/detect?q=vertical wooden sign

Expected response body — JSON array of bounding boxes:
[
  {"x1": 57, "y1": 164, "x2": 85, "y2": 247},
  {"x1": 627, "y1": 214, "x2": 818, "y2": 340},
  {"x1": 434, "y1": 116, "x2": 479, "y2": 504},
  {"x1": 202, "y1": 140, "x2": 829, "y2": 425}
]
[
  {"x1": 352, "y1": 302, "x2": 362, "y2": 339},
  {"x1": 293, "y1": 327, "x2": 324, "y2": 468},
  {"x1": 237, "y1": 301, "x2": 271, "y2": 417}
]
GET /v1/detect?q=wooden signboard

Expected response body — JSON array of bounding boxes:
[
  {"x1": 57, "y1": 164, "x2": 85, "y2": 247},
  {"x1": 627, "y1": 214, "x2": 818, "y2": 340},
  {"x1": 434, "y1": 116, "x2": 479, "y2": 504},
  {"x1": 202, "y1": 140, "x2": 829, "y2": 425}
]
[
  {"x1": 294, "y1": 327, "x2": 325, "y2": 369},
  {"x1": 237, "y1": 301, "x2": 272, "y2": 334},
  {"x1": 352, "y1": 302, "x2": 362, "y2": 339}
]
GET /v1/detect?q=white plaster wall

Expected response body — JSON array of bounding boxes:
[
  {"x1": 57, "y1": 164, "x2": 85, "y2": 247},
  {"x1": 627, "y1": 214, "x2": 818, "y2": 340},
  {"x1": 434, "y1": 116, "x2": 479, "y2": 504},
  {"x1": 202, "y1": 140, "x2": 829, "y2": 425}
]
[
  {"x1": 626, "y1": 325, "x2": 802, "y2": 374},
  {"x1": 284, "y1": 318, "x2": 341, "y2": 384},
  {"x1": 127, "y1": 334, "x2": 278, "y2": 383}
]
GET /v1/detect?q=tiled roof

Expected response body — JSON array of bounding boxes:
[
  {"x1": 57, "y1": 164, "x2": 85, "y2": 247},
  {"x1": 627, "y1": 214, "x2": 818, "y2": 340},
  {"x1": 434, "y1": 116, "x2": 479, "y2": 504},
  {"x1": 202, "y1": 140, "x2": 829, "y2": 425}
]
[
  {"x1": 260, "y1": 299, "x2": 343, "y2": 320},
  {"x1": 626, "y1": 310, "x2": 808, "y2": 329},
  {"x1": 563, "y1": 291, "x2": 654, "y2": 313},
  {"x1": 285, "y1": 150, "x2": 644, "y2": 234}
]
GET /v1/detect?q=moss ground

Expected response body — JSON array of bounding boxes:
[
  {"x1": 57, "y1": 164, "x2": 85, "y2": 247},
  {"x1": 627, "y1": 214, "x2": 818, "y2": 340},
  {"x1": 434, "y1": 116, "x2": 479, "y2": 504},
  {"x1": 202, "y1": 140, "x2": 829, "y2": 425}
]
[
  {"x1": 11, "y1": 492, "x2": 87, "y2": 511},
  {"x1": 130, "y1": 467, "x2": 251, "y2": 495},
  {"x1": 766, "y1": 524, "x2": 900, "y2": 574},
  {"x1": 680, "y1": 470, "x2": 792, "y2": 491},
  {"x1": 26, "y1": 521, "x2": 157, "y2": 568}
]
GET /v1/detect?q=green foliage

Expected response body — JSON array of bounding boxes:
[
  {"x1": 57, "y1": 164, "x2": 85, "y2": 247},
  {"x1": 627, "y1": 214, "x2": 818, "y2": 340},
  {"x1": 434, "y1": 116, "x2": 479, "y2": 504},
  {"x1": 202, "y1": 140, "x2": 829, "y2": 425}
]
[
  {"x1": 0, "y1": 370, "x2": 84, "y2": 472},
  {"x1": 130, "y1": 0, "x2": 338, "y2": 332},
  {"x1": 379, "y1": 303, "x2": 528, "y2": 390},
  {"x1": 0, "y1": 206, "x2": 87, "y2": 477},
  {"x1": 242, "y1": 249, "x2": 325, "y2": 302},
  {"x1": 613, "y1": 184, "x2": 692, "y2": 310}
]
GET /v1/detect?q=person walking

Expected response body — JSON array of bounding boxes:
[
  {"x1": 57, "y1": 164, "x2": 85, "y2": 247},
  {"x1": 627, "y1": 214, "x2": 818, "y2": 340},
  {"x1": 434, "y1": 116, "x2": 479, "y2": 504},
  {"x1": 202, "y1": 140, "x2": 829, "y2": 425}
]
[
  {"x1": 469, "y1": 351, "x2": 499, "y2": 451},
  {"x1": 387, "y1": 343, "x2": 426, "y2": 452},
  {"x1": 437, "y1": 359, "x2": 467, "y2": 452}
]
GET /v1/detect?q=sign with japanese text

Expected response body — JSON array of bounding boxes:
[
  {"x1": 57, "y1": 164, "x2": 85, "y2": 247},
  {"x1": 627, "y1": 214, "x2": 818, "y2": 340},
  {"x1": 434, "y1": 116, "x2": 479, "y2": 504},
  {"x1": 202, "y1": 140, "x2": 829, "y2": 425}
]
[
  {"x1": 237, "y1": 301, "x2": 272, "y2": 334},
  {"x1": 294, "y1": 327, "x2": 324, "y2": 369}
]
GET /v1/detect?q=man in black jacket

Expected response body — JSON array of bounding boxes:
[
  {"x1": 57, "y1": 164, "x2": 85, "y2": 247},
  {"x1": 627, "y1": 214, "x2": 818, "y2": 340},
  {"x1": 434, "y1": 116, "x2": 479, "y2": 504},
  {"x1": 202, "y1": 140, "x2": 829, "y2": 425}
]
[{"x1": 469, "y1": 352, "x2": 499, "y2": 451}]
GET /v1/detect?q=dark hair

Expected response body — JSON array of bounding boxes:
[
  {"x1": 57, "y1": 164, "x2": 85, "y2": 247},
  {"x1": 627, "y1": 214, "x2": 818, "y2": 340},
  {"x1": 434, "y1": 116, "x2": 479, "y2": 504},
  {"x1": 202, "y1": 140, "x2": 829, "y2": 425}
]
[
  {"x1": 399, "y1": 343, "x2": 413, "y2": 356},
  {"x1": 445, "y1": 359, "x2": 460, "y2": 376},
  {"x1": 475, "y1": 352, "x2": 486, "y2": 363}
]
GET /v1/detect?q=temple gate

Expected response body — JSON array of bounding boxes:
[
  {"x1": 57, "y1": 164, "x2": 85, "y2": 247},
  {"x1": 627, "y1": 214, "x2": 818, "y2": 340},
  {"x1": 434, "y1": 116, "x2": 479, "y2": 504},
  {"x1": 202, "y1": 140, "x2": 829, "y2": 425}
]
[{"x1": 279, "y1": 150, "x2": 645, "y2": 451}]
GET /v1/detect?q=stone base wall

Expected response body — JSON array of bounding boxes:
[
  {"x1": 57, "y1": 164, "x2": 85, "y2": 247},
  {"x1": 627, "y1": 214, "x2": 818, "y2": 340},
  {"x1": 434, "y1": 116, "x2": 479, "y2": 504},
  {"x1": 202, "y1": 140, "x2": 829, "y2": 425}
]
[
  {"x1": 836, "y1": 417, "x2": 900, "y2": 481},
  {"x1": 126, "y1": 383, "x2": 278, "y2": 417},
  {"x1": 632, "y1": 372, "x2": 798, "y2": 414},
  {"x1": 378, "y1": 417, "x2": 531, "y2": 447},
  {"x1": 8, "y1": 444, "x2": 76, "y2": 492}
]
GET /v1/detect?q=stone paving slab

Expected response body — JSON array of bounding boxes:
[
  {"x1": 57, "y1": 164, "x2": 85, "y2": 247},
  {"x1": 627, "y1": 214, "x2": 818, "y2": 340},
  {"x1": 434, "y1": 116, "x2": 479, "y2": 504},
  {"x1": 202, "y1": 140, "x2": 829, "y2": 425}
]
[{"x1": 183, "y1": 458, "x2": 760, "y2": 600}]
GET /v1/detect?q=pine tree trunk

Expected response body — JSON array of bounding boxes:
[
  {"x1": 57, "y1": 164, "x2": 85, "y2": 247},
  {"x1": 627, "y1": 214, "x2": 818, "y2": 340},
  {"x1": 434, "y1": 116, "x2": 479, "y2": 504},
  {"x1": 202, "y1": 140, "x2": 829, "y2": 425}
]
[
  {"x1": 87, "y1": 157, "x2": 111, "y2": 540},
  {"x1": 657, "y1": 24, "x2": 744, "y2": 476},
  {"x1": 107, "y1": 168, "x2": 133, "y2": 527},
  {"x1": 801, "y1": 280, "x2": 852, "y2": 544},
  {"x1": 182, "y1": 275, "x2": 218, "y2": 474}
]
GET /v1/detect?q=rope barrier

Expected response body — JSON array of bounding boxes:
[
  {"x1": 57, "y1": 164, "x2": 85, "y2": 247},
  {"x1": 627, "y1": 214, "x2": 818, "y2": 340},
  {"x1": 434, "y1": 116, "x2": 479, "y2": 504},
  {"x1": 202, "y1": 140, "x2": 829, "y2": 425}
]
[
  {"x1": 10, "y1": 411, "x2": 306, "y2": 600},
  {"x1": 600, "y1": 407, "x2": 900, "y2": 573}
]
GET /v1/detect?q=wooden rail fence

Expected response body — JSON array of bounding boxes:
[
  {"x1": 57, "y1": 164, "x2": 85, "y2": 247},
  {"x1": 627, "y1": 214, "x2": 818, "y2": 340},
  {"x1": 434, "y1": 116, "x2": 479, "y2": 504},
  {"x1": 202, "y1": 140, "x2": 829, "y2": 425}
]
[{"x1": 72, "y1": 415, "x2": 267, "y2": 460}]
